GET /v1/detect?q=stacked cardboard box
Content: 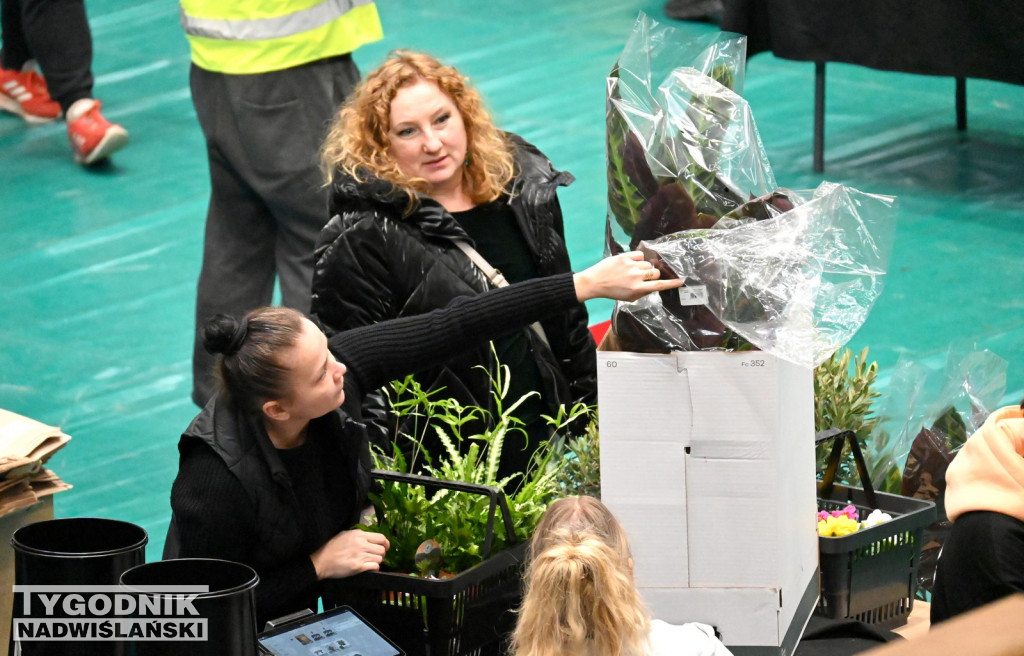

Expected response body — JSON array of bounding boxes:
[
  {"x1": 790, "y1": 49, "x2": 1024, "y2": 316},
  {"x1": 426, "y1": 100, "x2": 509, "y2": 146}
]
[
  {"x1": 0, "y1": 408, "x2": 72, "y2": 513},
  {"x1": 0, "y1": 408, "x2": 72, "y2": 655},
  {"x1": 598, "y1": 351, "x2": 819, "y2": 656}
]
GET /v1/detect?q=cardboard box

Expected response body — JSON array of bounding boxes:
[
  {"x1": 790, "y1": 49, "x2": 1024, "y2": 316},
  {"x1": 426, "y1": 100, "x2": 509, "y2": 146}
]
[
  {"x1": 598, "y1": 351, "x2": 819, "y2": 656},
  {"x1": 861, "y1": 594, "x2": 1024, "y2": 656},
  {"x1": 0, "y1": 495, "x2": 54, "y2": 656}
]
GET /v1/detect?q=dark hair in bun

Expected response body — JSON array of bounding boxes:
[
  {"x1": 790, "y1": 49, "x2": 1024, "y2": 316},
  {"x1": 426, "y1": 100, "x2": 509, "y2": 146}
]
[
  {"x1": 203, "y1": 314, "x2": 249, "y2": 356},
  {"x1": 201, "y1": 307, "x2": 305, "y2": 413}
]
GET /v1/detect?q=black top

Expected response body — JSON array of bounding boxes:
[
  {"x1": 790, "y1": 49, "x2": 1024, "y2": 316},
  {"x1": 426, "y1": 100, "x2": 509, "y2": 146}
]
[
  {"x1": 276, "y1": 431, "x2": 357, "y2": 562},
  {"x1": 452, "y1": 201, "x2": 544, "y2": 434},
  {"x1": 170, "y1": 273, "x2": 581, "y2": 624},
  {"x1": 452, "y1": 201, "x2": 538, "y2": 285}
]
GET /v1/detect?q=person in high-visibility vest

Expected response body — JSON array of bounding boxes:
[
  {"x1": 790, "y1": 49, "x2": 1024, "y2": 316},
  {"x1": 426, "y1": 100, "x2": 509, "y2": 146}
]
[{"x1": 181, "y1": 0, "x2": 383, "y2": 408}]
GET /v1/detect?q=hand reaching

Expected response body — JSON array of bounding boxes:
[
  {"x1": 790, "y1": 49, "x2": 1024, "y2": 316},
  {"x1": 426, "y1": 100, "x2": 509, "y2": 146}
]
[
  {"x1": 573, "y1": 251, "x2": 683, "y2": 302},
  {"x1": 311, "y1": 529, "x2": 390, "y2": 579}
]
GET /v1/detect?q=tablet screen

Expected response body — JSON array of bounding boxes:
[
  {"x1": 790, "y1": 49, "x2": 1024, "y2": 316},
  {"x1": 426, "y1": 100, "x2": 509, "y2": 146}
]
[{"x1": 258, "y1": 607, "x2": 403, "y2": 656}]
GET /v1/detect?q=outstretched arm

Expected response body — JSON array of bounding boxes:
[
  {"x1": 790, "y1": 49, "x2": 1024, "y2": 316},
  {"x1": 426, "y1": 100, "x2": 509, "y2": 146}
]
[{"x1": 330, "y1": 252, "x2": 680, "y2": 398}]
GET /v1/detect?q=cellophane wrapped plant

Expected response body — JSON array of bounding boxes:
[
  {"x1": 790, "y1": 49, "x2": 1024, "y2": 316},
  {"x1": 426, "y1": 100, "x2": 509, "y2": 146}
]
[
  {"x1": 361, "y1": 355, "x2": 596, "y2": 577},
  {"x1": 861, "y1": 346, "x2": 1007, "y2": 595},
  {"x1": 606, "y1": 13, "x2": 896, "y2": 368}
]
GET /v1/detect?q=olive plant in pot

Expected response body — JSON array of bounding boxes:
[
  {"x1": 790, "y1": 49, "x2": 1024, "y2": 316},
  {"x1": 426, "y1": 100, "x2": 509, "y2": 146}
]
[
  {"x1": 542, "y1": 411, "x2": 601, "y2": 499},
  {"x1": 814, "y1": 346, "x2": 881, "y2": 486}
]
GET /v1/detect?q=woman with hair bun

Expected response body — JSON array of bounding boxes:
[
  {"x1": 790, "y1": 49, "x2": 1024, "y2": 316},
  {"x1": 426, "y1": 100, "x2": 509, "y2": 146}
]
[
  {"x1": 513, "y1": 496, "x2": 733, "y2": 656},
  {"x1": 165, "y1": 254, "x2": 680, "y2": 627}
]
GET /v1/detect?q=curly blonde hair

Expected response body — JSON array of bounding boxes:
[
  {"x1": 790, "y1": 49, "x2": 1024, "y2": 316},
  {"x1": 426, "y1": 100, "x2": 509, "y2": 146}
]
[
  {"x1": 320, "y1": 50, "x2": 515, "y2": 208},
  {"x1": 512, "y1": 496, "x2": 651, "y2": 656}
]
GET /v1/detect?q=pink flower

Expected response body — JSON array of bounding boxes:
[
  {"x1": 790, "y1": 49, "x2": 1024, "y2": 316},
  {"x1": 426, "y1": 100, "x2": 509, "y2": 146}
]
[{"x1": 830, "y1": 505, "x2": 859, "y2": 521}]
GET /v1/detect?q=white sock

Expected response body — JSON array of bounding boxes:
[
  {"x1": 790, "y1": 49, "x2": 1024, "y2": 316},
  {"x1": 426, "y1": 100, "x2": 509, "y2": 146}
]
[{"x1": 66, "y1": 98, "x2": 97, "y2": 123}]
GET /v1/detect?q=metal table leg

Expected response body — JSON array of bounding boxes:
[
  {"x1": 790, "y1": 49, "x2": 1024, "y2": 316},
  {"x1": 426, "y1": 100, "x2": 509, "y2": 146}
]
[
  {"x1": 956, "y1": 77, "x2": 967, "y2": 131},
  {"x1": 814, "y1": 61, "x2": 825, "y2": 173}
]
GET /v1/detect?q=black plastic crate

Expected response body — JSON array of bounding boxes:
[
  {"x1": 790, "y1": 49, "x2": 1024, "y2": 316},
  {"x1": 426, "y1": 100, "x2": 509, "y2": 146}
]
[
  {"x1": 815, "y1": 430, "x2": 937, "y2": 627},
  {"x1": 323, "y1": 470, "x2": 526, "y2": 656}
]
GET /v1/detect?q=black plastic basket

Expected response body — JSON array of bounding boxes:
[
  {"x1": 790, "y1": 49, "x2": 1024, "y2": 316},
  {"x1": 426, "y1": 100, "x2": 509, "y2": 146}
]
[
  {"x1": 815, "y1": 429, "x2": 937, "y2": 627},
  {"x1": 323, "y1": 470, "x2": 525, "y2": 656}
]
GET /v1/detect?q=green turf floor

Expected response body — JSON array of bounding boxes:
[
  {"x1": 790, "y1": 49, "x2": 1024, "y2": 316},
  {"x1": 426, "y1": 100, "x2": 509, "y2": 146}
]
[{"x1": 1, "y1": 1, "x2": 1022, "y2": 560}]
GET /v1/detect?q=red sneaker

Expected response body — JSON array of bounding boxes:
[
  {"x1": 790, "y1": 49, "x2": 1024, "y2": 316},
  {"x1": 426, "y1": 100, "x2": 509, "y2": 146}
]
[
  {"x1": 0, "y1": 66, "x2": 61, "y2": 124},
  {"x1": 66, "y1": 100, "x2": 129, "y2": 165}
]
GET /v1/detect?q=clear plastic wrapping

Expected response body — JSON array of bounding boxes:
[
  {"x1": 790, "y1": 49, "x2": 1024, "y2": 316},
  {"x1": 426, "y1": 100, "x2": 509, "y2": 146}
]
[
  {"x1": 866, "y1": 345, "x2": 1007, "y2": 592},
  {"x1": 868, "y1": 345, "x2": 1008, "y2": 492},
  {"x1": 605, "y1": 14, "x2": 896, "y2": 367},
  {"x1": 606, "y1": 14, "x2": 773, "y2": 251}
]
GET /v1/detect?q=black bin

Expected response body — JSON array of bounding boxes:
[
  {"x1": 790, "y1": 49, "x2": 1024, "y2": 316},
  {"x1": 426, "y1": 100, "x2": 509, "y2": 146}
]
[
  {"x1": 119, "y1": 558, "x2": 259, "y2": 656},
  {"x1": 10, "y1": 517, "x2": 148, "y2": 655}
]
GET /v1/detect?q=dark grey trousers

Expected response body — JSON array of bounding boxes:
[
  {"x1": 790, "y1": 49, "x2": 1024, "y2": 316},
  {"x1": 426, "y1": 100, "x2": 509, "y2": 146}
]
[
  {"x1": 0, "y1": 0, "x2": 94, "y2": 113},
  {"x1": 190, "y1": 55, "x2": 360, "y2": 406}
]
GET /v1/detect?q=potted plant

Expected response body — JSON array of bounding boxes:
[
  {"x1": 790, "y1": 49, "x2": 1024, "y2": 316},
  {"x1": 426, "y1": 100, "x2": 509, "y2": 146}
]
[
  {"x1": 814, "y1": 346, "x2": 881, "y2": 486},
  {"x1": 324, "y1": 355, "x2": 595, "y2": 655}
]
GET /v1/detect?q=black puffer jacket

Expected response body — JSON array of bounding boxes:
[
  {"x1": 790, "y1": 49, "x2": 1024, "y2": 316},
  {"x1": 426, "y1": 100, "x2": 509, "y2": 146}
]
[
  {"x1": 166, "y1": 396, "x2": 372, "y2": 625},
  {"x1": 311, "y1": 134, "x2": 596, "y2": 446}
]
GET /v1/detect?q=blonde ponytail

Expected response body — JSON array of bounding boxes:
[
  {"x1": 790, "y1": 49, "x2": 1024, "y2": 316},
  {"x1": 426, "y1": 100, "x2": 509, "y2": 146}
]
[{"x1": 512, "y1": 497, "x2": 651, "y2": 656}]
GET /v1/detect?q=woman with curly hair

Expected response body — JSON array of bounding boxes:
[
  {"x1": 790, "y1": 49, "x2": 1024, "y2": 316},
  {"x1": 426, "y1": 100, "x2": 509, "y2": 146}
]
[
  {"x1": 313, "y1": 50, "x2": 597, "y2": 481},
  {"x1": 513, "y1": 496, "x2": 733, "y2": 656}
]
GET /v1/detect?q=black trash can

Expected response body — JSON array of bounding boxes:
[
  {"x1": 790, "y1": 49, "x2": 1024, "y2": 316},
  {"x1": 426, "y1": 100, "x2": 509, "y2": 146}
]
[
  {"x1": 10, "y1": 517, "x2": 148, "y2": 656},
  {"x1": 119, "y1": 558, "x2": 259, "y2": 656}
]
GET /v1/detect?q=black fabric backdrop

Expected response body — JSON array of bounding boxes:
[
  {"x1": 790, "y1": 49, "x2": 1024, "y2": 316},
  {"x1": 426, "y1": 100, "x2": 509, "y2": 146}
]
[{"x1": 720, "y1": 0, "x2": 1024, "y2": 85}]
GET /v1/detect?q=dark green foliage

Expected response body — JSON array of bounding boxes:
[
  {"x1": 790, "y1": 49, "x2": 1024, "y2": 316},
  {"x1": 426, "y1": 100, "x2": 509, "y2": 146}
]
[{"x1": 361, "y1": 357, "x2": 596, "y2": 576}]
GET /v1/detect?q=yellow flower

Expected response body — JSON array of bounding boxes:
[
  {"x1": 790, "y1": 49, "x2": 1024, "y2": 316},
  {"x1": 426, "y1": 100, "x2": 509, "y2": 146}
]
[
  {"x1": 833, "y1": 516, "x2": 859, "y2": 536},
  {"x1": 818, "y1": 515, "x2": 860, "y2": 537}
]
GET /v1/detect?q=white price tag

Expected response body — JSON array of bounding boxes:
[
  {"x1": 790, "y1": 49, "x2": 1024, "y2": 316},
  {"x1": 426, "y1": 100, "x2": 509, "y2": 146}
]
[{"x1": 677, "y1": 285, "x2": 709, "y2": 306}]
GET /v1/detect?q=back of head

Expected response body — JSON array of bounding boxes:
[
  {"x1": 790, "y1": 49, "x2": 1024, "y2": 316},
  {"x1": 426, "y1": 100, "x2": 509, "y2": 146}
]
[
  {"x1": 202, "y1": 307, "x2": 304, "y2": 414},
  {"x1": 320, "y1": 49, "x2": 513, "y2": 205},
  {"x1": 512, "y1": 497, "x2": 650, "y2": 656}
]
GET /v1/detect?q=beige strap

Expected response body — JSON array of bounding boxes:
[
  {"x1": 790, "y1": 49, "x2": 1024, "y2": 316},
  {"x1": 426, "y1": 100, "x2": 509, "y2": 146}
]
[
  {"x1": 454, "y1": 240, "x2": 550, "y2": 347},
  {"x1": 454, "y1": 240, "x2": 508, "y2": 287}
]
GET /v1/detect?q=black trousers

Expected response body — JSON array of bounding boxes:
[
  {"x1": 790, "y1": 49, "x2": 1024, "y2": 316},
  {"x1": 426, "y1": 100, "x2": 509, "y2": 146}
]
[
  {"x1": 190, "y1": 56, "x2": 361, "y2": 406},
  {"x1": 0, "y1": 0, "x2": 93, "y2": 112},
  {"x1": 930, "y1": 510, "x2": 1024, "y2": 625}
]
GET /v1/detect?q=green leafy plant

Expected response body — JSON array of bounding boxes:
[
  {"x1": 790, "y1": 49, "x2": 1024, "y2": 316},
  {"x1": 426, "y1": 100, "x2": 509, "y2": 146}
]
[
  {"x1": 362, "y1": 351, "x2": 595, "y2": 576},
  {"x1": 605, "y1": 92, "x2": 648, "y2": 238},
  {"x1": 544, "y1": 411, "x2": 601, "y2": 498},
  {"x1": 814, "y1": 347, "x2": 881, "y2": 485}
]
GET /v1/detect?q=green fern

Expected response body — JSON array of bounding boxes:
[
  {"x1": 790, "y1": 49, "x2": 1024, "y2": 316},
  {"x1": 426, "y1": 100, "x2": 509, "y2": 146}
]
[{"x1": 361, "y1": 345, "x2": 594, "y2": 575}]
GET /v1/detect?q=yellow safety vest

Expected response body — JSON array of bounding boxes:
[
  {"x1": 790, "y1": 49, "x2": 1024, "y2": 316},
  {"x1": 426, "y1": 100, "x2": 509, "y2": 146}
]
[{"x1": 180, "y1": 0, "x2": 383, "y2": 75}]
